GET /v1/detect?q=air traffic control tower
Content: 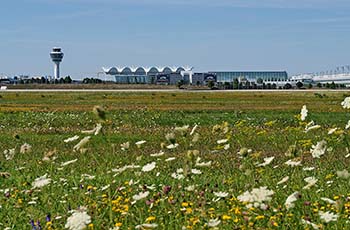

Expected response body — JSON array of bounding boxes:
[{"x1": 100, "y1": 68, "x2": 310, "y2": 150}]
[{"x1": 50, "y1": 47, "x2": 64, "y2": 79}]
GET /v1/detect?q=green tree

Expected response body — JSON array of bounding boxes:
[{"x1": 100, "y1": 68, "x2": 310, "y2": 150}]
[
  {"x1": 257, "y1": 78, "x2": 263, "y2": 84},
  {"x1": 207, "y1": 81, "x2": 215, "y2": 89},
  {"x1": 177, "y1": 80, "x2": 185, "y2": 89},
  {"x1": 64, "y1": 76, "x2": 72, "y2": 84},
  {"x1": 233, "y1": 79, "x2": 239, "y2": 89},
  {"x1": 330, "y1": 81, "x2": 336, "y2": 89}
]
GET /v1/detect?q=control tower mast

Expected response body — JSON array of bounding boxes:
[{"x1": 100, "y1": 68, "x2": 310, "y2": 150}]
[{"x1": 50, "y1": 47, "x2": 64, "y2": 79}]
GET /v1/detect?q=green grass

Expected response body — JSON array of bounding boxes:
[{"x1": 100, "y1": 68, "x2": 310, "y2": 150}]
[{"x1": 1, "y1": 91, "x2": 350, "y2": 229}]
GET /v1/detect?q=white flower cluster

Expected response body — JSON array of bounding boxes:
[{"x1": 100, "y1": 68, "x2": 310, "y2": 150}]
[
  {"x1": 285, "y1": 191, "x2": 300, "y2": 209},
  {"x1": 257, "y1": 156, "x2": 274, "y2": 167},
  {"x1": 3, "y1": 148, "x2": 15, "y2": 160},
  {"x1": 32, "y1": 174, "x2": 52, "y2": 189},
  {"x1": 319, "y1": 211, "x2": 338, "y2": 223},
  {"x1": 20, "y1": 143, "x2": 32, "y2": 154},
  {"x1": 303, "y1": 176, "x2": 318, "y2": 190},
  {"x1": 341, "y1": 97, "x2": 350, "y2": 109},
  {"x1": 300, "y1": 105, "x2": 308, "y2": 121},
  {"x1": 132, "y1": 191, "x2": 149, "y2": 201},
  {"x1": 237, "y1": 186, "x2": 274, "y2": 209},
  {"x1": 310, "y1": 140, "x2": 327, "y2": 158},
  {"x1": 142, "y1": 162, "x2": 156, "y2": 172},
  {"x1": 65, "y1": 208, "x2": 91, "y2": 230}
]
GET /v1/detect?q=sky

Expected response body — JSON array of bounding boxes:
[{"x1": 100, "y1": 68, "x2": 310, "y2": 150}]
[{"x1": 0, "y1": 0, "x2": 350, "y2": 78}]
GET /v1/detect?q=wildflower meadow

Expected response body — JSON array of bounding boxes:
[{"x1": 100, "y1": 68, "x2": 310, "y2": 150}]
[{"x1": 1, "y1": 91, "x2": 350, "y2": 229}]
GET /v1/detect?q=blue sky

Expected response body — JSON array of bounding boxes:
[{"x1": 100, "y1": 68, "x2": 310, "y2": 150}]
[{"x1": 0, "y1": 0, "x2": 350, "y2": 78}]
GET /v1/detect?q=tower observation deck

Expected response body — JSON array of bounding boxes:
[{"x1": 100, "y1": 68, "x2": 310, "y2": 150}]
[{"x1": 50, "y1": 47, "x2": 64, "y2": 79}]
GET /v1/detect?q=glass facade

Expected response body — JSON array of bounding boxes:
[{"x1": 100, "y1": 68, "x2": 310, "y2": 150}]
[
  {"x1": 114, "y1": 75, "x2": 152, "y2": 84},
  {"x1": 210, "y1": 71, "x2": 288, "y2": 83}
]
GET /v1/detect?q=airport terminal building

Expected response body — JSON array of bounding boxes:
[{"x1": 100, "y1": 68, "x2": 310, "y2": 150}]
[
  {"x1": 102, "y1": 66, "x2": 193, "y2": 85},
  {"x1": 103, "y1": 66, "x2": 288, "y2": 85}
]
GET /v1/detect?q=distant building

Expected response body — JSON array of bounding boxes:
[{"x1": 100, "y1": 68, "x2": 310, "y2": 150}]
[
  {"x1": 192, "y1": 73, "x2": 217, "y2": 85},
  {"x1": 103, "y1": 66, "x2": 193, "y2": 84},
  {"x1": 209, "y1": 71, "x2": 288, "y2": 83},
  {"x1": 102, "y1": 66, "x2": 290, "y2": 86}
]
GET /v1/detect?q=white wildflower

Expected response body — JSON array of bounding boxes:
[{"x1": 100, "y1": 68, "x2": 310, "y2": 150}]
[
  {"x1": 142, "y1": 162, "x2": 156, "y2": 172},
  {"x1": 61, "y1": 159, "x2": 78, "y2": 167},
  {"x1": 81, "y1": 174, "x2": 95, "y2": 180},
  {"x1": 133, "y1": 191, "x2": 149, "y2": 201},
  {"x1": 111, "y1": 164, "x2": 140, "y2": 174},
  {"x1": 191, "y1": 169, "x2": 202, "y2": 175},
  {"x1": 213, "y1": 191, "x2": 229, "y2": 198},
  {"x1": 174, "y1": 125, "x2": 189, "y2": 134},
  {"x1": 82, "y1": 123, "x2": 102, "y2": 135},
  {"x1": 3, "y1": 148, "x2": 15, "y2": 160},
  {"x1": 237, "y1": 186, "x2": 274, "y2": 209},
  {"x1": 20, "y1": 143, "x2": 32, "y2": 154},
  {"x1": 191, "y1": 133, "x2": 200, "y2": 143},
  {"x1": 185, "y1": 185, "x2": 196, "y2": 191},
  {"x1": 257, "y1": 156, "x2": 274, "y2": 167},
  {"x1": 32, "y1": 174, "x2": 51, "y2": 189},
  {"x1": 224, "y1": 144, "x2": 230, "y2": 150},
  {"x1": 285, "y1": 159, "x2": 302, "y2": 167},
  {"x1": 65, "y1": 209, "x2": 91, "y2": 230},
  {"x1": 64, "y1": 135, "x2": 80, "y2": 143},
  {"x1": 310, "y1": 140, "x2": 327, "y2": 158},
  {"x1": 73, "y1": 136, "x2": 91, "y2": 151},
  {"x1": 120, "y1": 142, "x2": 130, "y2": 151},
  {"x1": 217, "y1": 139, "x2": 228, "y2": 144},
  {"x1": 301, "y1": 219, "x2": 319, "y2": 230},
  {"x1": 303, "y1": 176, "x2": 318, "y2": 190},
  {"x1": 94, "y1": 123, "x2": 102, "y2": 135},
  {"x1": 150, "y1": 151, "x2": 164, "y2": 157},
  {"x1": 319, "y1": 211, "x2": 338, "y2": 223},
  {"x1": 190, "y1": 124, "x2": 198, "y2": 135},
  {"x1": 305, "y1": 124, "x2": 321, "y2": 133},
  {"x1": 303, "y1": 167, "x2": 315, "y2": 171},
  {"x1": 321, "y1": 197, "x2": 336, "y2": 204},
  {"x1": 336, "y1": 169, "x2": 350, "y2": 179},
  {"x1": 101, "y1": 185, "x2": 110, "y2": 191},
  {"x1": 166, "y1": 143, "x2": 179, "y2": 149},
  {"x1": 277, "y1": 176, "x2": 289, "y2": 185},
  {"x1": 346, "y1": 120, "x2": 350, "y2": 129},
  {"x1": 301, "y1": 105, "x2": 308, "y2": 121},
  {"x1": 135, "y1": 223, "x2": 158, "y2": 229},
  {"x1": 207, "y1": 218, "x2": 221, "y2": 228},
  {"x1": 171, "y1": 172, "x2": 185, "y2": 180},
  {"x1": 165, "y1": 157, "x2": 176, "y2": 162},
  {"x1": 195, "y1": 157, "x2": 212, "y2": 167},
  {"x1": 135, "y1": 140, "x2": 146, "y2": 148},
  {"x1": 341, "y1": 97, "x2": 350, "y2": 109},
  {"x1": 285, "y1": 191, "x2": 300, "y2": 210},
  {"x1": 328, "y1": 128, "x2": 337, "y2": 135}
]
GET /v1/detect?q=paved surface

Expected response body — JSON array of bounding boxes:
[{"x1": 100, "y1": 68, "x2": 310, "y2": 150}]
[{"x1": 1, "y1": 89, "x2": 350, "y2": 93}]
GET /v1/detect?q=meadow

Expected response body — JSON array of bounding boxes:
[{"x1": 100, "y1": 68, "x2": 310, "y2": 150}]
[{"x1": 1, "y1": 91, "x2": 350, "y2": 229}]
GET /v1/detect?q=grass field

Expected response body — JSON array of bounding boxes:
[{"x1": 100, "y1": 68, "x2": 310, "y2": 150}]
[{"x1": 1, "y1": 91, "x2": 350, "y2": 229}]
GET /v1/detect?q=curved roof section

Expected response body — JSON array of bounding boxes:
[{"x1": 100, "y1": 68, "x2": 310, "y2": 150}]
[{"x1": 103, "y1": 66, "x2": 193, "y2": 75}]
